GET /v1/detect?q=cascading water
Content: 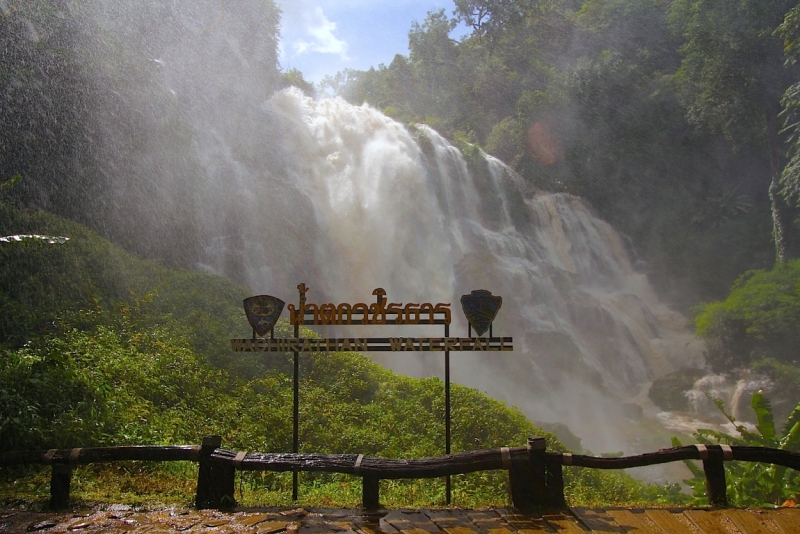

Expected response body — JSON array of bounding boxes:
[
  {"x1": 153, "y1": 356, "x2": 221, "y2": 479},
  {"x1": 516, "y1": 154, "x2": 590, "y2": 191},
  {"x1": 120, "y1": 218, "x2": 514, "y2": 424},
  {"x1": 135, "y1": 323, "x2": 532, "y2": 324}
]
[
  {"x1": 652, "y1": 373, "x2": 769, "y2": 438},
  {"x1": 42, "y1": 0, "x2": 704, "y2": 454},
  {"x1": 687, "y1": 374, "x2": 773, "y2": 422},
  {"x1": 191, "y1": 89, "x2": 704, "y2": 452}
]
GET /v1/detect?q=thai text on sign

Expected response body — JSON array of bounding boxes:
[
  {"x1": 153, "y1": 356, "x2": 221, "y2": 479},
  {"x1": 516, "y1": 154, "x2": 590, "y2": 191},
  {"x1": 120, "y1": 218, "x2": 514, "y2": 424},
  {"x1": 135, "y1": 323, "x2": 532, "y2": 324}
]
[{"x1": 288, "y1": 285, "x2": 451, "y2": 326}]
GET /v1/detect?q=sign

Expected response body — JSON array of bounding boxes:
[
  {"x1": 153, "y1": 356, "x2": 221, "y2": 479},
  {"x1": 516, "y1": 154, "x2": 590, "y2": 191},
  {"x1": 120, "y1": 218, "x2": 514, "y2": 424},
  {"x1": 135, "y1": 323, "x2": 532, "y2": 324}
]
[
  {"x1": 232, "y1": 284, "x2": 513, "y2": 352},
  {"x1": 232, "y1": 283, "x2": 512, "y2": 505}
]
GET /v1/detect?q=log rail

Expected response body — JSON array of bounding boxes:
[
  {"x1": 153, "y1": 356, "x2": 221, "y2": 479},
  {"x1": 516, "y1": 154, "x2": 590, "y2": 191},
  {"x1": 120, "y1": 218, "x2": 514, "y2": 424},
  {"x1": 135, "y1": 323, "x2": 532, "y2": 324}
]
[{"x1": 2, "y1": 436, "x2": 799, "y2": 510}]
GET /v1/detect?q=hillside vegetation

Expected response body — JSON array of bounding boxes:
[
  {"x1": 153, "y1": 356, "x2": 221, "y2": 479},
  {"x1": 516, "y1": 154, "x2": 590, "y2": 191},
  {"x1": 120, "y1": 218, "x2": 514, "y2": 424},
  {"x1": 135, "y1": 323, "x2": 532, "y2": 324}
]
[{"x1": 0, "y1": 205, "x2": 677, "y2": 508}]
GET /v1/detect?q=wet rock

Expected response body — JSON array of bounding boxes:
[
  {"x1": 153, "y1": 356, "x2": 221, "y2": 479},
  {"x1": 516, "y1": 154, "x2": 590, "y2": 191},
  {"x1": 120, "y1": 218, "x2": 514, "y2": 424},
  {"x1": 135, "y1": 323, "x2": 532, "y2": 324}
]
[
  {"x1": 620, "y1": 402, "x2": 643, "y2": 421},
  {"x1": 26, "y1": 520, "x2": 57, "y2": 532},
  {"x1": 649, "y1": 368, "x2": 706, "y2": 412}
]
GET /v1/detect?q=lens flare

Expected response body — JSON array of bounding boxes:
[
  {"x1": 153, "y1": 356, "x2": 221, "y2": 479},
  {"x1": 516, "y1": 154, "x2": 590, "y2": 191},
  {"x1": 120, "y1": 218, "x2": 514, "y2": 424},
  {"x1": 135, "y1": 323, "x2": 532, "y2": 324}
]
[{"x1": 527, "y1": 117, "x2": 564, "y2": 165}]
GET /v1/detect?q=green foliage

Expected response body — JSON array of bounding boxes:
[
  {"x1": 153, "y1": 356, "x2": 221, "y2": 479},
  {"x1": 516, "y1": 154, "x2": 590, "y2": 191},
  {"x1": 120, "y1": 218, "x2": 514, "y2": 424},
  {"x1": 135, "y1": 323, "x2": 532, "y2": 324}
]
[
  {"x1": 669, "y1": 0, "x2": 800, "y2": 262},
  {"x1": 0, "y1": 208, "x2": 675, "y2": 507},
  {"x1": 0, "y1": 204, "x2": 250, "y2": 366},
  {"x1": 779, "y1": 5, "x2": 800, "y2": 208},
  {"x1": 485, "y1": 117, "x2": 525, "y2": 166},
  {"x1": 693, "y1": 260, "x2": 800, "y2": 371},
  {"x1": 324, "y1": 0, "x2": 792, "y2": 307},
  {"x1": 0, "y1": 0, "x2": 283, "y2": 267},
  {"x1": 280, "y1": 68, "x2": 315, "y2": 97},
  {"x1": 673, "y1": 392, "x2": 800, "y2": 507},
  {"x1": 0, "y1": 174, "x2": 21, "y2": 197},
  {"x1": 0, "y1": 306, "x2": 673, "y2": 507},
  {"x1": 0, "y1": 321, "x2": 240, "y2": 450},
  {"x1": 453, "y1": 0, "x2": 534, "y2": 47},
  {"x1": 668, "y1": 0, "x2": 794, "y2": 144}
]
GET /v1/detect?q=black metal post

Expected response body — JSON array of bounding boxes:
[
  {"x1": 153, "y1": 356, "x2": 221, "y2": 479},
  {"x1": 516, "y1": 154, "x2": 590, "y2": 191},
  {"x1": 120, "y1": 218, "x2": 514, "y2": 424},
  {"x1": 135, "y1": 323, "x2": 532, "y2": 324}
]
[
  {"x1": 293, "y1": 322, "x2": 299, "y2": 501},
  {"x1": 445, "y1": 323, "x2": 451, "y2": 505}
]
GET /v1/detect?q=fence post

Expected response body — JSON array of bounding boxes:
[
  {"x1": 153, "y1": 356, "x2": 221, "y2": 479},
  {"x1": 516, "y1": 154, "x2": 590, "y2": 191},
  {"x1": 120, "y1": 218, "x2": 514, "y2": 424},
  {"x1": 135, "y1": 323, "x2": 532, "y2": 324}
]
[
  {"x1": 509, "y1": 437, "x2": 548, "y2": 510},
  {"x1": 703, "y1": 446, "x2": 728, "y2": 507},
  {"x1": 195, "y1": 436, "x2": 235, "y2": 509},
  {"x1": 528, "y1": 437, "x2": 549, "y2": 507},
  {"x1": 508, "y1": 450, "x2": 530, "y2": 510},
  {"x1": 362, "y1": 473, "x2": 380, "y2": 510},
  {"x1": 49, "y1": 463, "x2": 71, "y2": 510},
  {"x1": 544, "y1": 454, "x2": 565, "y2": 509},
  {"x1": 47, "y1": 448, "x2": 80, "y2": 510}
]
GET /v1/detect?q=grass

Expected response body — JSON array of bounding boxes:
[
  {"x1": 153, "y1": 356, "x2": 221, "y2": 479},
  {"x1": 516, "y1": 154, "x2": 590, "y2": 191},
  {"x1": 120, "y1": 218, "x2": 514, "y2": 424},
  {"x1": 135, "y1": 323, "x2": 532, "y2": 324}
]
[
  {"x1": 0, "y1": 464, "x2": 515, "y2": 511},
  {"x1": 0, "y1": 460, "x2": 692, "y2": 511}
]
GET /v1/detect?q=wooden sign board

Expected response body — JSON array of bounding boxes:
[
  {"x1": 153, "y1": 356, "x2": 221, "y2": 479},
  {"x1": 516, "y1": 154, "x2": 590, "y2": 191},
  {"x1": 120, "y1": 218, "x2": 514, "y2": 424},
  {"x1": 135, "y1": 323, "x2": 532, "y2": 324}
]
[
  {"x1": 231, "y1": 284, "x2": 513, "y2": 353},
  {"x1": 231, "y1": 336, "x2": 513, "y2": 352}
]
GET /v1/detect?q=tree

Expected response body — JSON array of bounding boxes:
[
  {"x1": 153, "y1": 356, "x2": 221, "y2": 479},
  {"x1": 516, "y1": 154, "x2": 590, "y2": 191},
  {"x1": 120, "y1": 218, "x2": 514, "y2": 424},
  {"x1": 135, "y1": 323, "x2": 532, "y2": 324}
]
[
  {"x1": 669, "y1": 0, "x2": 799, "y2": 263},
  {"x1": 407, "y1": 10, "x2": 463, "y2": 122},
  {"x1": 280, "y1": 68, "x2": 315, "y2": 97},
  {"x1": 778, "y1": 5, "x2": 800, "y2": 209},
  {"x1": 693, "y1": 260, "x2": 800, "y2": 372},
  {"x1": 453, "y1": 0, "x2": 538, "y2": 48}
]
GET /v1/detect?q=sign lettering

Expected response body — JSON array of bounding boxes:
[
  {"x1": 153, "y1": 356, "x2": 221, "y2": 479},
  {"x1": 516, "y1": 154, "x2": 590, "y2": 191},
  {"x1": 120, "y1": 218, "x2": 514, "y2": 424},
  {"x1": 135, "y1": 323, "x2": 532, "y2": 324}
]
[
  {"x1": 232, "y1": 285, "x2": 512, "y2": 354},
  {"x1": 287, "y1": 285, "x2": 452, "y2": 326}
]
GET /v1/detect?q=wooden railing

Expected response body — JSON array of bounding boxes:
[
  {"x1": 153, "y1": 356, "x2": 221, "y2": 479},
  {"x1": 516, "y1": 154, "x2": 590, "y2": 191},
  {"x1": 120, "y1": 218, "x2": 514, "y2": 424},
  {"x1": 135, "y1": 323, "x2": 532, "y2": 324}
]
[{"x1": 2, "y1": 436, "x2": 799, "y2": 510}]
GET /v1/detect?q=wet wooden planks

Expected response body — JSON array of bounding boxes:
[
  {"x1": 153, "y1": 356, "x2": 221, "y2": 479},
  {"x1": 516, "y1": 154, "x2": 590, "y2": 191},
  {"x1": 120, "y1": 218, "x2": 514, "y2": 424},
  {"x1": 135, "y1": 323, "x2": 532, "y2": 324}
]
[
  {"x1": 0, "y1": 507, "x2": 799, "y2": 533},
  {"x1": 572, "y1": 507, "x2": 800, "y2": 534},
  {"x1": 357, "y1": 508, "x2": 800, "y2": 534}
]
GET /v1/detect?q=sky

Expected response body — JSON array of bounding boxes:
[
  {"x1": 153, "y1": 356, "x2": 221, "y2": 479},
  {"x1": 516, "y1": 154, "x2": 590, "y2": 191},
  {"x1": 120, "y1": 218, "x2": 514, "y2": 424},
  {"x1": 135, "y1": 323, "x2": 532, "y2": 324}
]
[{"x1": 275, "y1": 0, "x2": 466, "y2": 84}]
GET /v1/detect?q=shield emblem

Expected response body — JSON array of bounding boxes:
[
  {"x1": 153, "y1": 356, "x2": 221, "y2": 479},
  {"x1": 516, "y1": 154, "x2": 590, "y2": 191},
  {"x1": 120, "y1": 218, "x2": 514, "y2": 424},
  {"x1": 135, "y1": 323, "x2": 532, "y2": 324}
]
[
  {"x1": 460, "y1": 290, "x2": 502, "y2": 336},
  {"x1": 244, "y1": 295, "x2": 285, "y2": 337}
]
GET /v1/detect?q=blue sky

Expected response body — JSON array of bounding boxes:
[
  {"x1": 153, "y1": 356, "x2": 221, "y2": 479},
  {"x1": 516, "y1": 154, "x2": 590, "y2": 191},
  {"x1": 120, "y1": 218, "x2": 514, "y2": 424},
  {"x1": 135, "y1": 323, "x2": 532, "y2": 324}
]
[{"x1": 275, "y1": 0, "x2": 466, "y2": 84}]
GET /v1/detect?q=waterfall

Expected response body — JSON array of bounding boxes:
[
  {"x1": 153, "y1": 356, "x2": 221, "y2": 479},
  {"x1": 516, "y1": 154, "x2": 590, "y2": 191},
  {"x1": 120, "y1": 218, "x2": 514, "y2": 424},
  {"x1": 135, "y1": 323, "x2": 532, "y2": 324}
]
[
  {"x1": 191, "y1": 88, "x2": 703, "y2": 451},
  {"x1": 47, "y1": 0, "x2": 703, "y2": 452}
]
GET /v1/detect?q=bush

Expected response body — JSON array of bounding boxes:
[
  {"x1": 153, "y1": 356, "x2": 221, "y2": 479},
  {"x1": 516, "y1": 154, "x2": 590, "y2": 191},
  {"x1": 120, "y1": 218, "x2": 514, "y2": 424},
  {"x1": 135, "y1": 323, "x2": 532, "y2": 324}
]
[
  {"x1": 694, "y1": 260, "x2": 800, "y2": 372},
  {"x1": 673, "y1": 392, "x2": 800, "y2": 507}
]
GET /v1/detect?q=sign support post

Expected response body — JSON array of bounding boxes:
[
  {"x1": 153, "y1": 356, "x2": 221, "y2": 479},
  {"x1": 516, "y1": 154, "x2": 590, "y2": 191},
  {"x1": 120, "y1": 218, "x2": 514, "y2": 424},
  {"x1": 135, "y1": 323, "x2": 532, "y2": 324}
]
[
  {"x1": 293, "y1": 322, "x2": 299, "y2": 501},
  {"x1": 444, "y1": 322, "x2": 451, "y2": 504}
]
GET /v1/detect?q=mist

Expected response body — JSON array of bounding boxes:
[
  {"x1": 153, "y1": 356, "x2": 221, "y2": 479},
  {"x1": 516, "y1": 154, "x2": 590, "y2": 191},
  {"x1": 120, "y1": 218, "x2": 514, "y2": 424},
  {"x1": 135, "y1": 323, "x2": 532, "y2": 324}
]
[{"x1": 13, "y1": 0, "x2": 790, "y2": 461}]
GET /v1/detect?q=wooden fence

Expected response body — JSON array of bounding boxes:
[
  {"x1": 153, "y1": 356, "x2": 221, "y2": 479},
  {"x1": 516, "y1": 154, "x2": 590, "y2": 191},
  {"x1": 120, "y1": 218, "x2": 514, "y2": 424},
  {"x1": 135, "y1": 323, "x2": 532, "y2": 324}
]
[{"x1": 2, "y1": 436, "x2": 800, "y2": 510}]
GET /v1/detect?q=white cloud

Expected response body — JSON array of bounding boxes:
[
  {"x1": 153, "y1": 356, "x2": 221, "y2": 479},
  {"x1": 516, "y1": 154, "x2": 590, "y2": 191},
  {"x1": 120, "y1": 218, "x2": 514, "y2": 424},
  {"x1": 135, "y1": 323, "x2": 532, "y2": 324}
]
[
  {"x1": 277, "y1": 1, "x2": 349, "y2": 62},
  {"x1": 292, "y1": 7, "x2": 349, "y2": 58},
  {"x1": 273, "y1": 0, "x2": 457, "y2": 82}
]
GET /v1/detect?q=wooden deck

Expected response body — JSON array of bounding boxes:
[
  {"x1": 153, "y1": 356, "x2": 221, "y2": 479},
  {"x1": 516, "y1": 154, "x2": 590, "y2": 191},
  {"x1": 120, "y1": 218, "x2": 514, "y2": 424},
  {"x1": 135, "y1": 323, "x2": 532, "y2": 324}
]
[{"x1": 2, "y1": 507, "x2": 799, "y2": 533}]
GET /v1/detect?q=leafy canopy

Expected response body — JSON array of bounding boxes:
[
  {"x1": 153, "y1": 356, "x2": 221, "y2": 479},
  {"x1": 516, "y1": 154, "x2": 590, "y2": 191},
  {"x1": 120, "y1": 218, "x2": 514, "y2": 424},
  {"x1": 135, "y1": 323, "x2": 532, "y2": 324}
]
[{"x1": 694, "y1": 260, "x2": 800, "y2": 372}]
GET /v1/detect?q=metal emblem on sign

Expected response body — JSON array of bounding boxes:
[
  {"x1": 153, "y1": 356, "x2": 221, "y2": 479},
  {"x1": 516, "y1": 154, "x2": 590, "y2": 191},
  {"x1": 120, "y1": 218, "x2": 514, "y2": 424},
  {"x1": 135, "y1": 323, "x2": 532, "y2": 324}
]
[
  {"x1": 244, "y1": 295, "x2": 285, "y2": 337},
  {"x1": 460, "y1": 290, "x2": 502, "y2": 336}
]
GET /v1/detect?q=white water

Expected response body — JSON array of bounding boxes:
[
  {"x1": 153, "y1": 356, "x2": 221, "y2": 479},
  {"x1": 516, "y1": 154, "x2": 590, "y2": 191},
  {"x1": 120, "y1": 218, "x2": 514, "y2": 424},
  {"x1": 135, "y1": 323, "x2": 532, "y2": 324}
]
[
  {"x1": 68, "y1": 0, "x2": 705, "y2": 453},
  {"x1": 685, "y1": 373, "x2": 773, "y2": 423},
  {"x1": 191, "y1": 89, "x2": 703, "y2": 452}
]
